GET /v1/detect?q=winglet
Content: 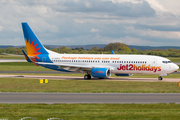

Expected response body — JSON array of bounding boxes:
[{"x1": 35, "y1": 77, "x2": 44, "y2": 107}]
[{"x1": 22, "y1": 50, "x2": 32, "y2": 63}]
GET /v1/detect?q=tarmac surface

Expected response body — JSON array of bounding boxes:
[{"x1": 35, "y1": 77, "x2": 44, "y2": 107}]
[
  {"x1": 0, "y1": 93, "x2": 180, "y2": 104},
  {"x1": 0, "y1": 59, "x2": 26, "y2": 62},
  {"x1": 0, "y1": 74, "x2": 180, "y2": 82}
]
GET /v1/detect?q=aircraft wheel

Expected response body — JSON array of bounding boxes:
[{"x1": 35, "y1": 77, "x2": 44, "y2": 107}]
[
  {"x1": 158, "y1": 76, "x2": 163, "y2": 80},
  {"x1": 84, "y1": 74, "x2": 91, "y2": 80}
]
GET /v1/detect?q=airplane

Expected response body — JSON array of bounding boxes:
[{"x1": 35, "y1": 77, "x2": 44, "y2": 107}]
[{"x1": 21, "y1": 22, "x2": 179, "y2": 80}]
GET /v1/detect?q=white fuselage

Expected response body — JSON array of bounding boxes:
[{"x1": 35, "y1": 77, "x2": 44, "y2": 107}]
[{"x1": 48, "y1": 50, "x2": 179, "y2": 75}]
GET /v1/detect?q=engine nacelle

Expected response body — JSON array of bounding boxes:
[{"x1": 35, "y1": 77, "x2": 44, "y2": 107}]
[
  {"x1": 91, "y1": 68, "x2": 111, "y2": 78},
  {"x1": 115, "y1": 74, "x2": 133, "y2": 76}
]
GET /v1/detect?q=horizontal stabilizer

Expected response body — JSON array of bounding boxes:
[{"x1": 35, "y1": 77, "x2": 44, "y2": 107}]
[{"x1": 22, "y1": 50, "x2": 32, "y2": 63}]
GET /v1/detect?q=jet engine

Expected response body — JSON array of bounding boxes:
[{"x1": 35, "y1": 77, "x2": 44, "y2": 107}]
[{"x1": 91, "y1": 68, "x2": 111, "y2": 78}]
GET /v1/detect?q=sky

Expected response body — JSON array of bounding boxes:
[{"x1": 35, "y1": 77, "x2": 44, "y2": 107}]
[{"x1": 0, "y1": 0, "x2": 180, "y2": 46}]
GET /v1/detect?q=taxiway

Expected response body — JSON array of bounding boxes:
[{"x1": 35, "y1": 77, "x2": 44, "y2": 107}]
[
  {"x1": 0, "y1": 74, "x2": 180, "y2": 82},
  {"x1": 0, "y1": 93, "x2": 180, "y2": 104}
]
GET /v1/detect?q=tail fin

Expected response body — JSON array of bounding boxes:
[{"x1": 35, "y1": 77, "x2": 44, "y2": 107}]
[{"x1": 21, "y1": 22, "x2": 48, "y2": 57}]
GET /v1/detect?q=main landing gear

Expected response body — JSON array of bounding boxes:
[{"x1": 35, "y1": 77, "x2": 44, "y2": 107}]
[
  {"x1": 84, "y1": 74, "x2": 91, "y2": 80},
  {"x1": 158, "y1": 76, "x2": 163, "y2": 80}
]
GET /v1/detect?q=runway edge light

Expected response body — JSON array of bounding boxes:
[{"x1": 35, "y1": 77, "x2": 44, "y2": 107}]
[
  {"x1": 39, "y1": 79, "x2": 48, "y2": 83},
  {"x1": 178, "y1": 81, "x2": 180, "y2": 87}
]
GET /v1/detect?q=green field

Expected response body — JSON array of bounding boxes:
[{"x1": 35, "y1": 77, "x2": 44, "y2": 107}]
[
  {"x1": 0, "y1": 78, "x2": 180, "y2": 93},
  {"x1": 0, "y1": 103, "x2": 180, "y2": 120},
  {"x1": 168, "y1": 57, "x2": 180, "y2": 62},
  {"x1": 0, "y1": 55, "x2": 24, "y2": 59},
  {"x1": 0, "y1": 62, "x2": 52, "y2": 71}
]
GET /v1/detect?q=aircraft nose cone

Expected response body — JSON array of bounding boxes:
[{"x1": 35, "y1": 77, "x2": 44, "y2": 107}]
[
  {"x1": 173, "y1": 64, "x2": 179, "y2": 71},
  {"x1": 176, "y1": 64, "x2": 179, "y2": 70}
]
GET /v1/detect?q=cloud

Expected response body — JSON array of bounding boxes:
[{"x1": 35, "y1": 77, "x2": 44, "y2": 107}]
[
  {"x1": 0, "y1": 0, "x2": 179, "y2": 47},
  {"x1": 125, "y1": 26, "x2": 180, "y2": 39},
  {"x1": 55, "y1": 0, "x2": 156, "y2": 17},
  {"x1": 90, "y1": 28, "x2": 99, "y2": 32},
  {"x1": 146, "y1": 0, "x2": 180, "y2": 16},
  {"x1": 0, "y1": 25, "x2": 3, "y2": 31}
]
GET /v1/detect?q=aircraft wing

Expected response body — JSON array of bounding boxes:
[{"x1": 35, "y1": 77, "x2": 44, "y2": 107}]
[{"x1": 36, "y1": 62, "x2": 94, "y2": 72}]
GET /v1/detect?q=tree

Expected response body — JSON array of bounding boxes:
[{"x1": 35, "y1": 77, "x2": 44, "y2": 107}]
[
  {"x1": 90, "y1": 46, "x2": 98, "y2": 51},
  {"x1": 120, "y1": 46, "x2": 131, "y2": 52},
  {"x1": 98, "y1": 48, "x2": 104, "y2": 52},
  {"x1": 105, "y1": 42, "x2": 129, "y2": 52},
  {"x1": 131, "y1": 48, "x2": 138, "y2": 52}
]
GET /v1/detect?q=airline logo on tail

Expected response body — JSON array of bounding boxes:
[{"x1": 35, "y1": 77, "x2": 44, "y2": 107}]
[
  {"x1": 22, "y1": 22, "x2": 49, "y2": 63},
  {"x1": 25, "y1": 38, "x2": 41, "y2": 61}
]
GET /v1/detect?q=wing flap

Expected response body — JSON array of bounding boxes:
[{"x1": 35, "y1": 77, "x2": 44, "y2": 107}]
[{"x1": 36, "y1": 62, "x2": 93, "y2": 71}]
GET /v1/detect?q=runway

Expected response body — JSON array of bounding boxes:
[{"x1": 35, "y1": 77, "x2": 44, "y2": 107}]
[
  {"x1": 0, "y1": 59, "x2": 26, "y2": 62},
  {"x1": 0, "y1": 74, "x2": 180, "y2": 82},
  {"x1": 0, "y1": 93, "x2": 180, "y2": 104}
]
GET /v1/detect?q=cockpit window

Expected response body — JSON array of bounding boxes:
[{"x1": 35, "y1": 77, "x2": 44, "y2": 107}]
[{"x1": 162, "y1": 61, "x2": 171, "y2": 64}]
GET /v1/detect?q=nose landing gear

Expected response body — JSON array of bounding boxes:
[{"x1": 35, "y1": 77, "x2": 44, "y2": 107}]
[{"x1": 158, "y1": 76, "x2": 163, "y2": 80}]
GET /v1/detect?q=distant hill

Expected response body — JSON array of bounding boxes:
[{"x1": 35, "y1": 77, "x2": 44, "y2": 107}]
[
  {"x1": 45, "y1": 45, "x2": 180, "y2": 50},
  {"x1": 0, "y1": 45, "x2": 14, "y2": 49},
  {"x1": 128, "y1": 45, "x2": 180, "y2": 50},
  {"x1": 1, "y1": 45, "x2": 180, "y2": 50}
]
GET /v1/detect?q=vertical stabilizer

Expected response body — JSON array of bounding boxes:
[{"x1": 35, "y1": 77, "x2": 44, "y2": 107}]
[
  {"x1": 22, "y1": 23, "x2": 48, "y2": 56},
  {"x1": 22, "y1": 22, "x2": 51, "y2": 63}
]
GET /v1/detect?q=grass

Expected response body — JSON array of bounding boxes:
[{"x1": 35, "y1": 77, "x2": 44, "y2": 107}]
[
  {"x1": 168, "y1": 57, "x2": 180, "y2": 62},
  {"x1": 0, "y1": 103, "x2": 180, "y2": 120},
  {"x1": 0, "y1": 55, "x2": 24, "y2": 59},
  {"x1": 0, "y1": 78, "x2": 180, "y2": 93},
  {"x1": 0, "y1": 62, "x2": 52, "y2": 71}
]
